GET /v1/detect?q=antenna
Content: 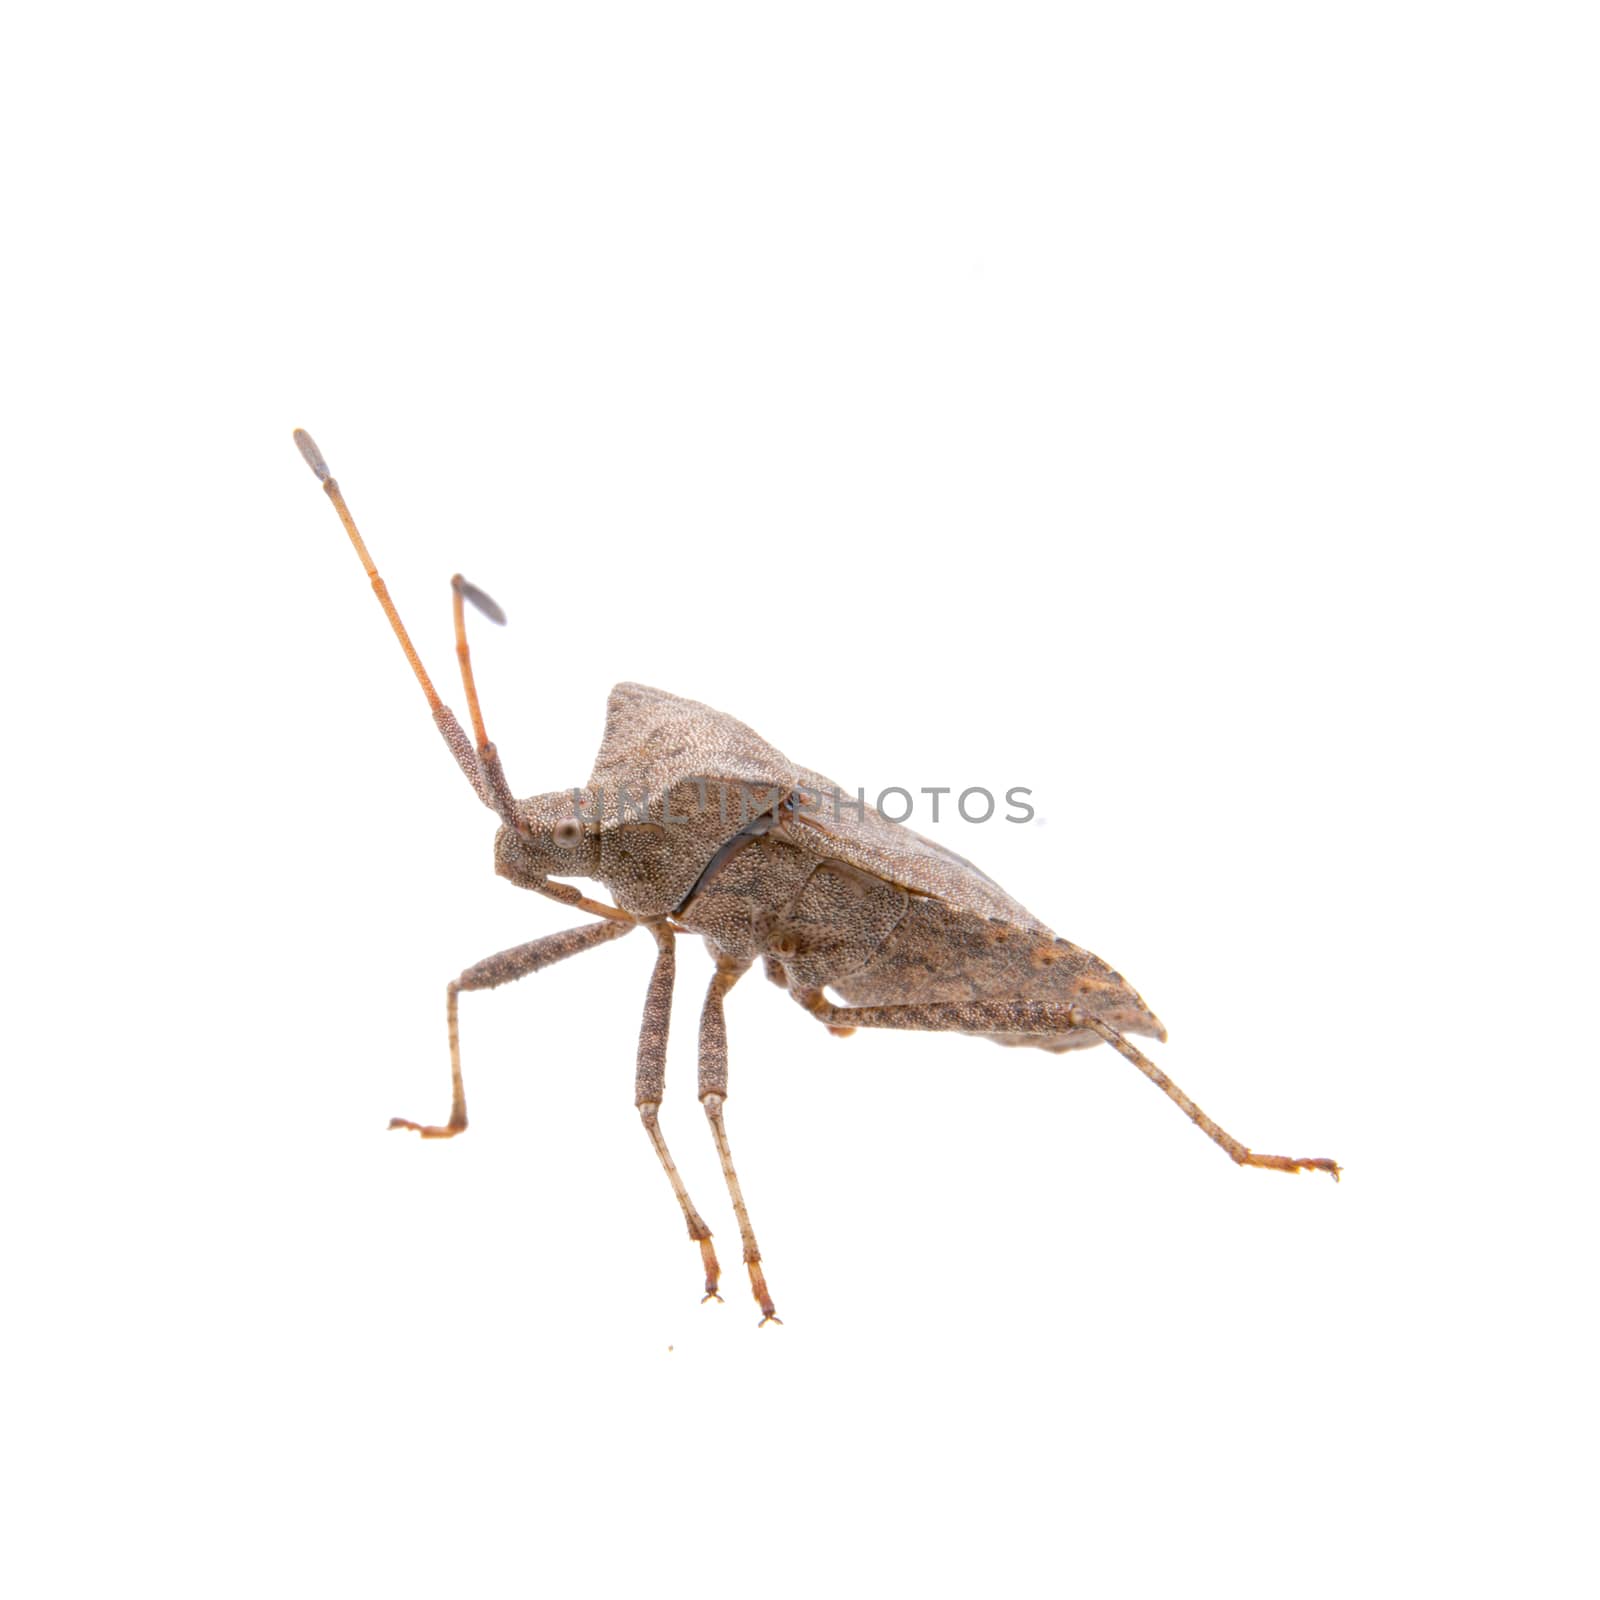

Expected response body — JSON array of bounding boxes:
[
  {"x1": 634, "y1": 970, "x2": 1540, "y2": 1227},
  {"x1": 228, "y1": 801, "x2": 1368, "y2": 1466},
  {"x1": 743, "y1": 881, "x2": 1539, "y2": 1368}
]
[{"x1": 292, "y1": 428, "x2": 516, "y2": 825}]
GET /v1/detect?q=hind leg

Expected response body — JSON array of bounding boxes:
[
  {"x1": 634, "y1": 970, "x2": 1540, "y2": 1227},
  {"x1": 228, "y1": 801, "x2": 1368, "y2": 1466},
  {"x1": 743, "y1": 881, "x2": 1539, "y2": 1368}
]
[{"x1": 794, "y1": 991, "x2": 1339, "y2": 1179}]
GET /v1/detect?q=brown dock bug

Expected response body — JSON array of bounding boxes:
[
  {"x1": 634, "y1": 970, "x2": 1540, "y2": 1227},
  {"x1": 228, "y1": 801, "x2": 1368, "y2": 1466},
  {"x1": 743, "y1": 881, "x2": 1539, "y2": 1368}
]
[{"x1": 294, "y1": 428, "x2": 1339, "y2": 1325}]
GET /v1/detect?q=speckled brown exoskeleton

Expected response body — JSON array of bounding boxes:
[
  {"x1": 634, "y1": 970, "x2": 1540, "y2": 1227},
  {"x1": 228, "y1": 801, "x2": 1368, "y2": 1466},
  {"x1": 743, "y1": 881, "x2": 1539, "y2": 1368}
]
[{"x1": 294, "y1": 429, "x2": 1339, "y2": 1325}]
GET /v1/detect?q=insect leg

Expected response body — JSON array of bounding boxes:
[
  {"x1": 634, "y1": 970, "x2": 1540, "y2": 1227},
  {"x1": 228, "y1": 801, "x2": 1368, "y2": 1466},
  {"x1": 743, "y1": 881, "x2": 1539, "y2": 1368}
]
[
  {"x1": 390, "y1": 918, "x2": 635, "y2": 1137},
  {"x1": 796, "y1": 994, "x2": 1339, "y2": 1180},
  {"x1": 698, "y1": 960, "x2": 780, "y2": 1326},
  {"x1": 634, "y1": 923, "x2": 724, "y2": 1303},
  {"x1": 531, "y1": 875, "x2": 638, "y2": 925}
]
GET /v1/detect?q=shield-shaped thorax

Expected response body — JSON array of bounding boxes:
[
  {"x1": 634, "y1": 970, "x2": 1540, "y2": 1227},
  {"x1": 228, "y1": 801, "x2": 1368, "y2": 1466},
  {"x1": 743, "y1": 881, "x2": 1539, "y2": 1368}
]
[{"x1": 585, "y1": 682, "x2": 801, "y2": 917}]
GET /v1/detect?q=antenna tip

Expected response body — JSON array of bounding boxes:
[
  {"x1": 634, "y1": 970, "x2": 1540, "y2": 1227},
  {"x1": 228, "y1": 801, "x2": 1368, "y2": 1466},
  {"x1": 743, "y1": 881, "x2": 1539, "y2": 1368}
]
[
  {"x1": 293, "y1": 428, "x2": 330, "y2": 481},
  {"x1": 453, "y1": 574, "x2": 508, "y2": 626}
]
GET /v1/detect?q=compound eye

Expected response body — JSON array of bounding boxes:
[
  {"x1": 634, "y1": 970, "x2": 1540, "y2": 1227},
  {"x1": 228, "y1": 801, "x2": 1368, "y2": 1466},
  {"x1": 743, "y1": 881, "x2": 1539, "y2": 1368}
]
[{"x1": 553, "y1": 816, "x2": 584, "y2": 850}]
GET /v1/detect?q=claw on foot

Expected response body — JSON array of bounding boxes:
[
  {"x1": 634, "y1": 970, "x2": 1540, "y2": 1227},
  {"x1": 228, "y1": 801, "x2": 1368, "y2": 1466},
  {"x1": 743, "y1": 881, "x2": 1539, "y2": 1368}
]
[
  {"x1": 1243, "y1": 1150, "x2": 1342, "y2": 1181},
  {"x1": 747, "y1": 1260, "x2": 780, "y2": 1326},
  {"x1": 388, "y1": 1117, "x2": 464, "y2": 1139},
  {"x1": 695, "y1": 1234, "x2": 723, "y2": 1301}
]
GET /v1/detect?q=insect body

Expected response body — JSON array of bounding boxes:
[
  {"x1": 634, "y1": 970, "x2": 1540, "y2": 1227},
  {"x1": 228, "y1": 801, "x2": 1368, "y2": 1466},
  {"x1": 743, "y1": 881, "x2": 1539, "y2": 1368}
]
[{"x1": 294, "y1": 429, "x2": 1339, "y2": 1325}]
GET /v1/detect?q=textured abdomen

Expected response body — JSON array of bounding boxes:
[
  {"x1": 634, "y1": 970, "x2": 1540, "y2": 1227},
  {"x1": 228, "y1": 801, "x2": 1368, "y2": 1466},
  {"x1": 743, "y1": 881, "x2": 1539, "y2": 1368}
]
[{"x1": 830, "y1": 896, "x2": 1166, "y2": 1051}]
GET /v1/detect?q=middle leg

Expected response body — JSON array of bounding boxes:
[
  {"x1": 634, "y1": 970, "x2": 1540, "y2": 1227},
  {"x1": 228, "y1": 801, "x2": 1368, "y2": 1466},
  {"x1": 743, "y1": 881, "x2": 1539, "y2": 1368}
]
[
  {"x1": 634, "y1": 921, "x2": 724, "y2": 1302},
  {"x1": 698, "y1": 959, "x2": 780, "y2": 1325}
]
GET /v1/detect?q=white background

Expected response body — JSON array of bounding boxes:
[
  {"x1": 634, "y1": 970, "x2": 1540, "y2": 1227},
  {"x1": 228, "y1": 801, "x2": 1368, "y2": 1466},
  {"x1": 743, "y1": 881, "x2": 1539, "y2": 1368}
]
[{"x1": 3, "y1": 5, "x2": 1595, "y2": 1596}]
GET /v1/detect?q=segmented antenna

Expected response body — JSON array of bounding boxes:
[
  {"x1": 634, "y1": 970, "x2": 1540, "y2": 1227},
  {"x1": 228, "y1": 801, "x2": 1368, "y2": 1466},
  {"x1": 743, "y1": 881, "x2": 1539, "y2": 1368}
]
[
  {"x1": 292, "y1": 428, "x2": 514, "y2": 824},
  {"x1": 450, "y1": 572, "x2": 519, "y2": 823}
]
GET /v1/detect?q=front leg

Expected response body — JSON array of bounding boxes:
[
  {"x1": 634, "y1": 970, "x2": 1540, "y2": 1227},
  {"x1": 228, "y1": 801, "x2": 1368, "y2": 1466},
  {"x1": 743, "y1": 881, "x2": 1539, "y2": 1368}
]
[{"x1": 391, "y1": 918, "x2": 636, "y2": 1137}]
